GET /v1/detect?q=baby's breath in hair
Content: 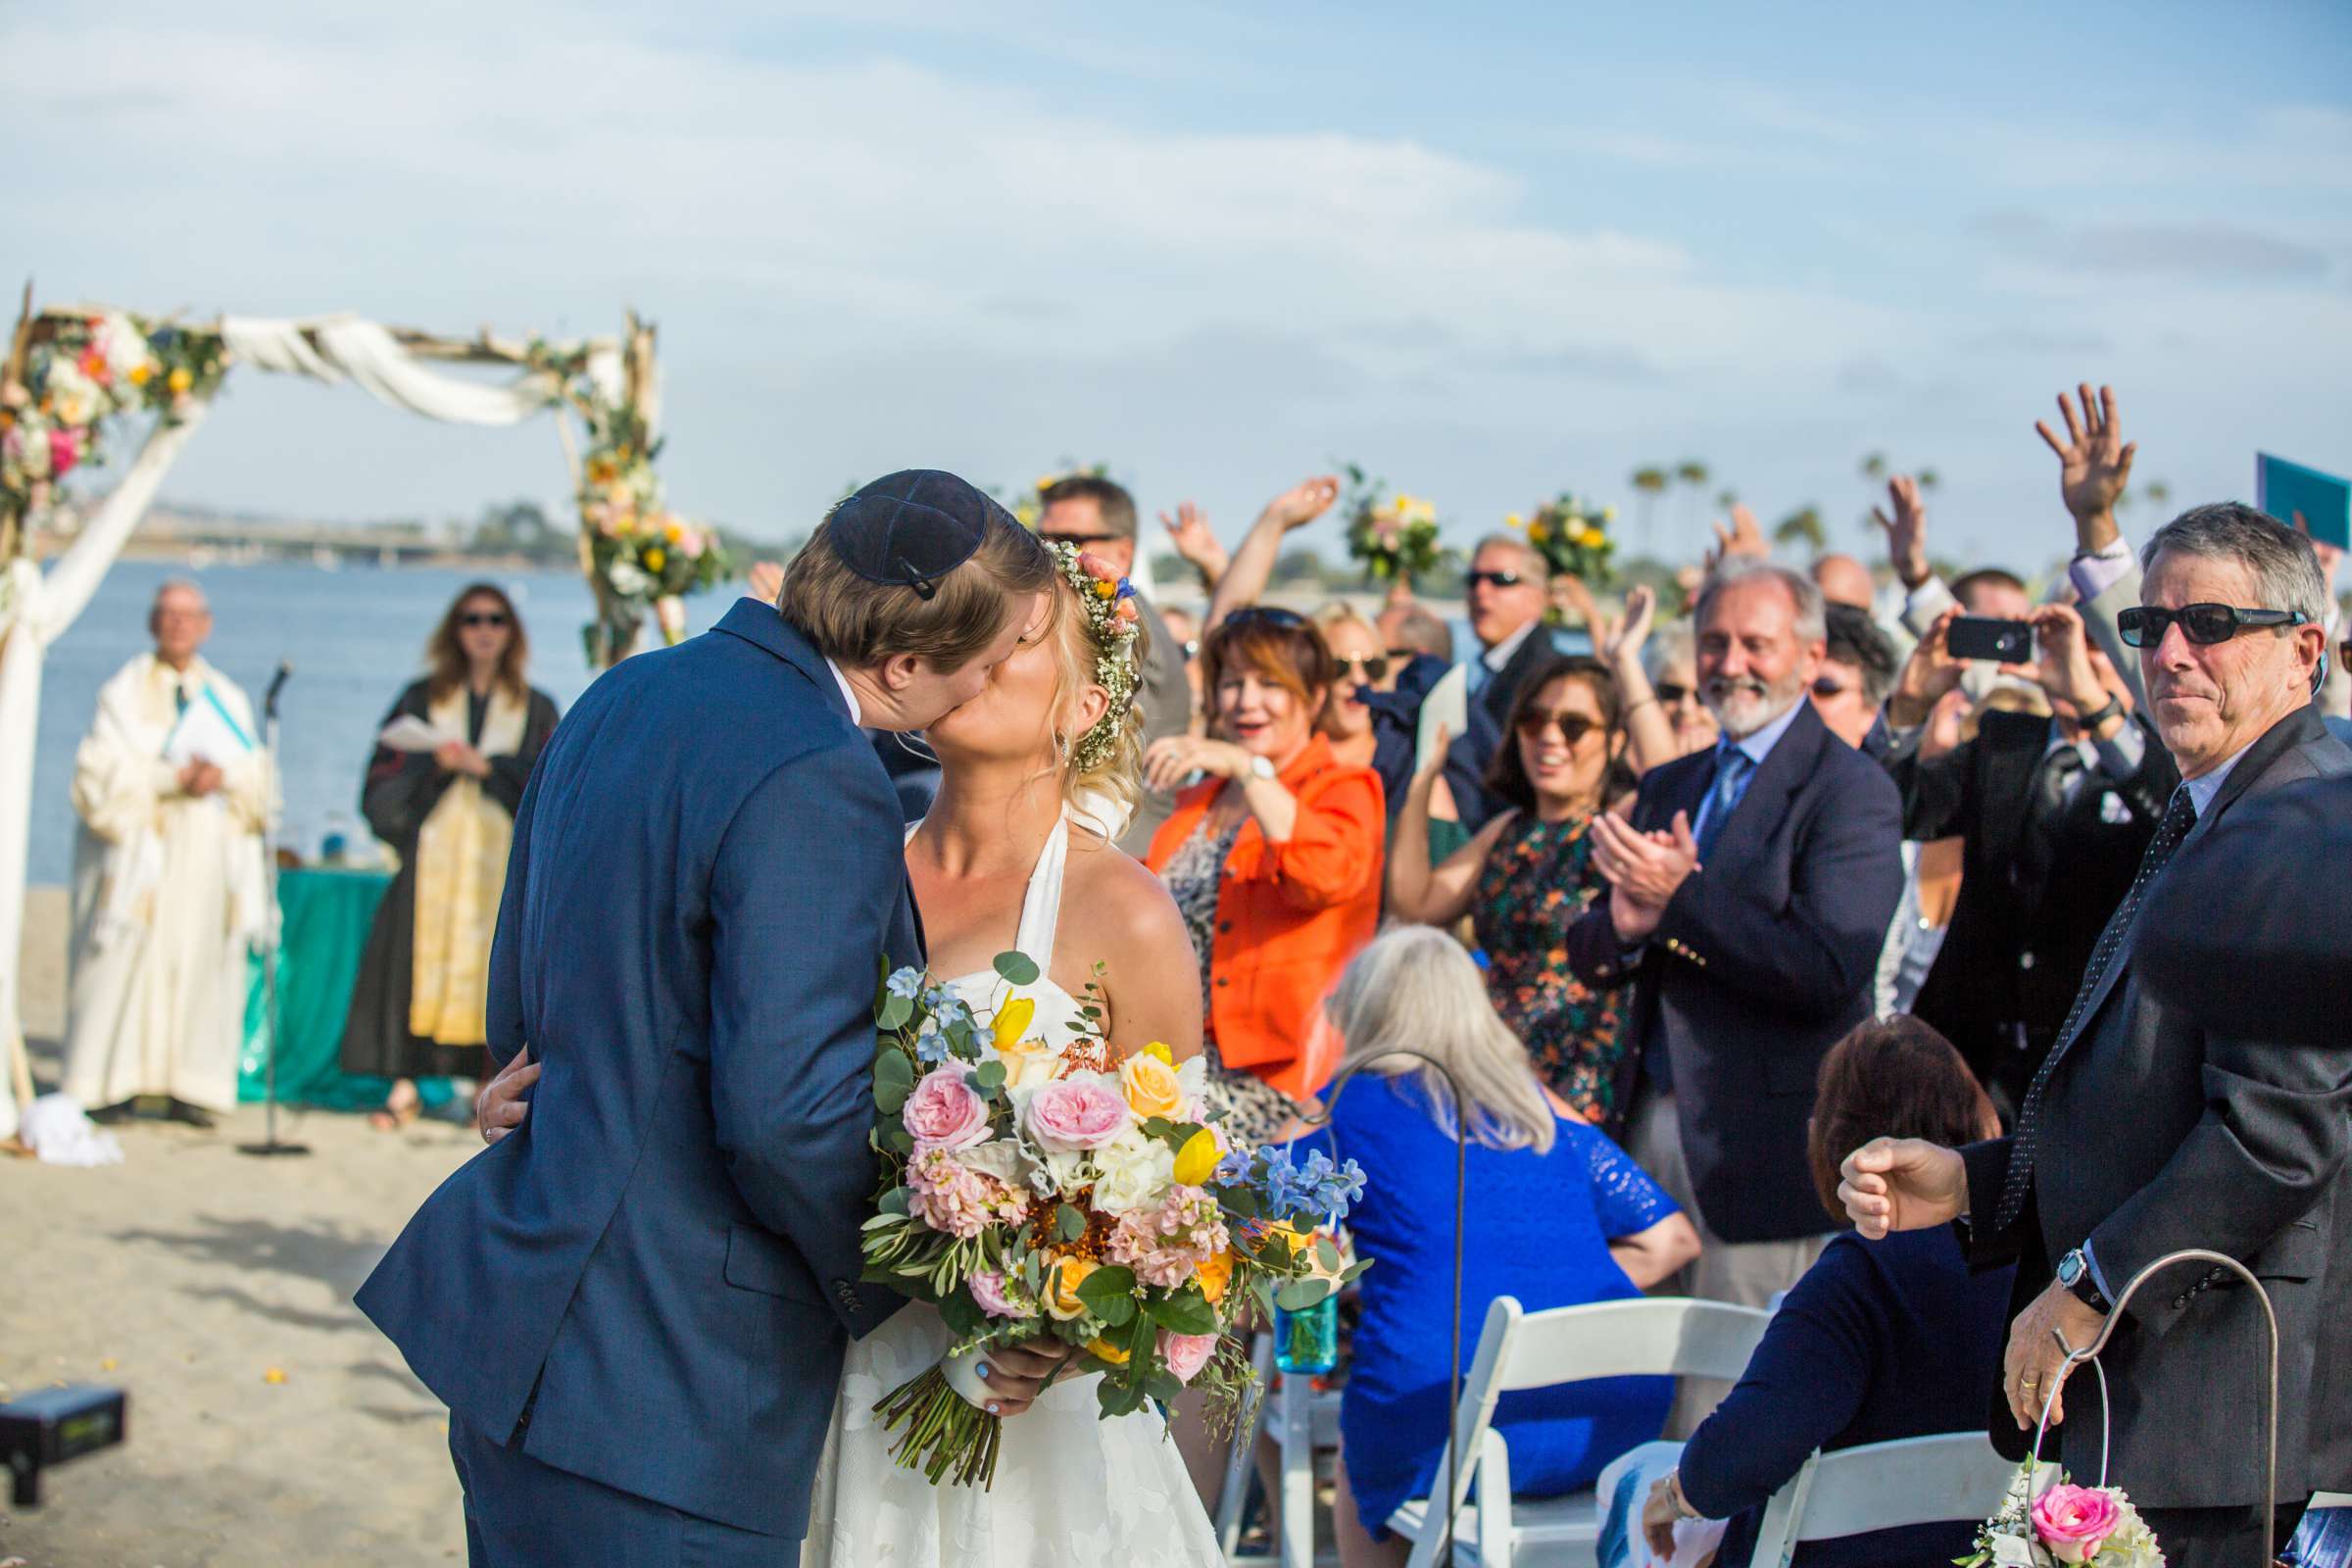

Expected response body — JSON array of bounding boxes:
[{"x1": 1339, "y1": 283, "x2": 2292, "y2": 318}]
[{"x1": 1052, "y1": 541, "x2": 1143, "y2": 772}]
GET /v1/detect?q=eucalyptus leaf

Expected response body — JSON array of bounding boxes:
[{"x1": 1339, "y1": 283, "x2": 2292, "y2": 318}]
[
  {"x1": 887, "y1": 1126, "x2": 914, "y2": 1153},
  {"x1": 1314, "y1": 1238, "x2": 1341, "y2": 1274},
  {"x1": 1055, "y1": 1203, "x2": 1087, "y2": 1242},
  {"x1": 1274, "y1": 1278, "x2": 1332, "y2": 1312},
  {"x1": 1145, "y1": 1371, "x2": 1186, "y2": 1403},
  {"x1": 879, "y1": 1187, "x2": 910, "y2": 1217},
  {"x1": 993, "y1": 951, "x2": 1042, "y2": 986},
  {"x1": 973, "y1": 1059, "x2": 1006, "y2": 1091},
  {"x1": 877, "y1": 993, "x2": 913, "y2": 1030}
]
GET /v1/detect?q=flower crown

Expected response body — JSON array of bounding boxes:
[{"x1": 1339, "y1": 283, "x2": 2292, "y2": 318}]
[{"x1": 1051, "y1": 541, "x2": 1143, "y2": 773}]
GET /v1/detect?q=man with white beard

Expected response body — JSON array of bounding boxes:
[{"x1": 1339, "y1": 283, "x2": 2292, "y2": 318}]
[
  {"x1": 1568, "y1": 559, "x2": 1904, "y2": 1421},
  {"x1": 62, "y1": 580, "x2": 270, "y2": 1127}
]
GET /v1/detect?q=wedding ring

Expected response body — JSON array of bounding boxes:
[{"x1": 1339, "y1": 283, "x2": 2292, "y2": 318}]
[{"x1": 2021, "y1": 1374, "x2": 2039, "y2": 1389}]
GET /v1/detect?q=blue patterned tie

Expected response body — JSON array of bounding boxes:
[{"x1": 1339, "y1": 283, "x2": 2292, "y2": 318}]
[
  {"x1": 1991, "y1": 785, "x2": 2196, "y2": 1233},
  {"x1": 1695, "y1": 749, "x2": 1753, "y2": 861}
]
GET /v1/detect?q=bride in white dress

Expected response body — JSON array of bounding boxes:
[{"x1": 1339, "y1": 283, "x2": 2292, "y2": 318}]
[
  {"x1": 794, "y1": 549, "x2": 1222, "y2": 1566},
  {"x1": 475, "y1": 552, "x2": 1226, "y2": 1564}
]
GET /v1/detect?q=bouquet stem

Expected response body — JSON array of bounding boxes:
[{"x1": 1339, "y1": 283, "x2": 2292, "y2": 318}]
[{"x1": 873, "y1": 1365, "x2": 1003, "y2": 1490}]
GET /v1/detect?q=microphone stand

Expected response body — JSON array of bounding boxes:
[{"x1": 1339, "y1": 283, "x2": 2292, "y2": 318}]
[{"x1": 238, "y1": 662, "x2": 307, "y2": 1158}]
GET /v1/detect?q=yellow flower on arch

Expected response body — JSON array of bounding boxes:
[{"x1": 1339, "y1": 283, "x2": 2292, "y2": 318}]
[{"x1": 644, "y1": 548, "x2": 667, "y2": 572}]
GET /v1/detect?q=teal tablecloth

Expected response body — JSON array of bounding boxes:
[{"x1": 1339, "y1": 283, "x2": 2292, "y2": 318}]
[{"x1": 238, "y1": 867, "x2": 455, "y2": 1112}]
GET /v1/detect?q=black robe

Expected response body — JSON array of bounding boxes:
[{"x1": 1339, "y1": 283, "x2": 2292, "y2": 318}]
[{"x1": 339, "y1": 679, "x2": 559, "y2": 1081}]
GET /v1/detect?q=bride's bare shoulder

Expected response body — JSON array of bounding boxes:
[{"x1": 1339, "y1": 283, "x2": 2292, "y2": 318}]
[{"x1": 1063, "y1": 832, "x2": 1190, "y2": 963}]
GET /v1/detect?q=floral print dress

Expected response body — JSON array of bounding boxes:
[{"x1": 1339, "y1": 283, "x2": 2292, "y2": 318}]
[
  {"x1": 1471, "y1": 810, "x2": 1627, "y2": 1122},
  {"x1": 1162, "y1": 813, "x2": 1298, "y2": 1150}
]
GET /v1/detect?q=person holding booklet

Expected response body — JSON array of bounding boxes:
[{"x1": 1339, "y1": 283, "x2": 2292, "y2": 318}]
[
  {"x1": 339, "y1": 583, "x2": 559, "y2": 1129},
  {"x1": 62, "y1": 579, "x2": 271, "y2": 1127}
]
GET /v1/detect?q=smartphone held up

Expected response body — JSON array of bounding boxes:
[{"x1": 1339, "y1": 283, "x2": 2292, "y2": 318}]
[{"x1": 1947, "y1": 615, "x2": 2034, "y2": 663}]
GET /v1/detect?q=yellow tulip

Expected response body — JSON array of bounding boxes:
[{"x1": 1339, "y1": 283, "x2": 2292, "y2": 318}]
[
  {"x1": 1144, "y1": 1041, "x2": 1173, "y2": 1065},
  {"x1": 1172, "y1": 1128, "x2": 1221, "y2": 1188},
  {"x1": 992, "y1": 997, "x2": 1037, "y2": 1052}
]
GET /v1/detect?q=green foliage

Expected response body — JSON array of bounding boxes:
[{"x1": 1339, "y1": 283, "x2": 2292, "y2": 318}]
[
  {"x1": 1076, "y1": 1265, "x2": 1139, "y2": 1326},
  {"x1": 872, "y1": 1049, "x2": 914, "y2": 1113},
  {"x1": 993, "y1": 952, "x2": 1042, "y2": 987}
]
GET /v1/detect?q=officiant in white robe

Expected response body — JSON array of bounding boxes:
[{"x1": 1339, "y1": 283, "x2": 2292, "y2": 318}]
[{"x1": 62, "y1": 581, "x2": 270, "y2": 1124}]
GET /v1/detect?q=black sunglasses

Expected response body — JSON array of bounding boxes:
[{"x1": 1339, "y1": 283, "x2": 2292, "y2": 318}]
[
  {"x1": 1655, "y1": 681, "x2": 1693, "y2": 705},
  {"x1": 1513, "y1": 710, "x2": 1600, "y2": 745},
  {"x1": 1463, "y1": 569, "x2": 1526, "y2": 590},
  {"x1": 2116, "y1": 603, "x2": 2310, "y2": 648},
  {"x1": 1810, "y1": 677, "x2": 1855, "y2": 700},
  {"x1": 1223, "y1": 606, "x2": 1307, "y2": 630},
  {"x1": 1041, "y1": 529, "x2": 1124, "y2": 547},
  {"x1": 1333, "y1": 654, "x2": 1391, "y2": 683},
  {"x1": 460, "y1": 612, "x2": 511, "y2": 628}
]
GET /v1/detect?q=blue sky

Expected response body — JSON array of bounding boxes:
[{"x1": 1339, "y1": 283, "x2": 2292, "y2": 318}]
[{"x1": 6, "y1": 0, "x2": 2348, "y2": 577}]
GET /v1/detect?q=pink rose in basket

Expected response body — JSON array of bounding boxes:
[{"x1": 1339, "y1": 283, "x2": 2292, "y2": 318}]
[
  {"x1": 1158, "y1": 1331, "x2": 1217, "y2": 1386},
  {"x1": 2032, "y1": 1484, "x2": 2122, "y2": 1563},
  {"x1": 904, "y1": 1065, "x2": 992, "y2": 1152},
  {"x1": 1024, "y1": 1077, "x2": 1129, "y2": 1152}
]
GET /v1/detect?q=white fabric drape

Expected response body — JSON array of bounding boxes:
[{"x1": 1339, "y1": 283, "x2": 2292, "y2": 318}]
[{"x1": 221, "y1": 315, "x2": 564, "y2": 426}]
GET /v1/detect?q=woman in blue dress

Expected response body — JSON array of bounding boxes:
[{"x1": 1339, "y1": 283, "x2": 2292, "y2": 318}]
[{"x1": 1288, "y1": 925, "x2": 1700, "y2": 1568}]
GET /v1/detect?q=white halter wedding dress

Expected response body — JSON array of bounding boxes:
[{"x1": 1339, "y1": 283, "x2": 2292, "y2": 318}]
[{"x1": 796, "y1": 811, "x2": 1224, "y2": 1567}]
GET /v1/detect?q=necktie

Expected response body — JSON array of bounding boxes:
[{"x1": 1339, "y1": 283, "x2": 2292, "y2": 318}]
[
  {"x1": 174, "y1": 683, "x2": 190, "y2": 717},
  {"x1": 1695, "y1": 749, "x2": 1754, "y2": 861},
  {"x1": 1992, "y1": 785, "x2": 2195, "y2": 1232}
]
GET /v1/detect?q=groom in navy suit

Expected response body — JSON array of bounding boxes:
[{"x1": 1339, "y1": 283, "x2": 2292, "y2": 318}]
[{"x1": 359, "y1": 473, "x2": 1058, "y2": 1564}]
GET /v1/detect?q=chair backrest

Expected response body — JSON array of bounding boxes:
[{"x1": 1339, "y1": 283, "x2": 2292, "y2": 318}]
[
  {"x1": 1745, "y1": 1433, "x2": 2015, "y2": 1568},
  {"x1": 1494, "y1": 1296, "x2": 1774, "y2": 1391},
  {"x1": 1407, "y1": 1295, "x2": 1775, "y2": 1567}
]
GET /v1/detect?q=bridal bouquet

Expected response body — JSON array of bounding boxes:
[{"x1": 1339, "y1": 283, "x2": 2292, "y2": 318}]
[
  {"x1": 1959, "y1": 1465, "x2": 2165, "y2": 1567},
  {"x1": 1339, "y1": 463, "x2": 1446, "y2": 583},
  {"x1": 858, "y1": 953, "x2": 1368, "y2": 1488}
]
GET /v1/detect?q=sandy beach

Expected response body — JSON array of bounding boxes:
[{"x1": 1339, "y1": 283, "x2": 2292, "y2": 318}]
[{"x1": 2, "y1": 1041, "x2": 476, "y2": 1567}]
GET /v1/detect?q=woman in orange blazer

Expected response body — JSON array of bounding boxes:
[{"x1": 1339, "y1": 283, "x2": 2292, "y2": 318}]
[{"x1": 1143, "y1": 607, "x2": 1385, "y2": 1146}]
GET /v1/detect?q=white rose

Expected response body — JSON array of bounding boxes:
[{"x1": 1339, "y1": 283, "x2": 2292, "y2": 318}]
[
  {"x1": 953, "y1": 1137, "x2": 1035, "y2": 1191},
  {"x1": 607, "y1": 561, "x2": 653, "y2": 597},
  {"x1": 984, "y1": 1037, "x2": 1061, "y2": 1095},
  {"x1": 1091, "y1": 1129, "x2": 1176, "y2": 1215}
]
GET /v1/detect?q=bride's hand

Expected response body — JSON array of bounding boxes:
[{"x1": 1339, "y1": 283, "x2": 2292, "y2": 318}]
[
  {"x1": 477, "y1": 1049, "x2": 540, "y2": 1146},
  {"x1": 977, "y1": 1336, "x2": 1079, "y2": 1418}
]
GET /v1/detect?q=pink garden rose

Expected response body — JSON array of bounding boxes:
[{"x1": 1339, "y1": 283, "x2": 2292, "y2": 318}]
[
  {"x1": 1158, "y1": 1331, "x2": 1217, "y2": 1386},
  {"x1": 2032, "y1": 1484, "x2": 2122, "y2": 1564},
  {"x1": 968, "y1": 1270, "x2": 1033, "y2": 1320},
  {"x1": 47, "y1": 427, "x2": 80, "y2": 478},
  {"x1": 904, "y1": 1064, "x2": 992, "y2": 1152},
  {"x1": 1024, "y1": 1077, "x2": 1130, "y2": 1152}
]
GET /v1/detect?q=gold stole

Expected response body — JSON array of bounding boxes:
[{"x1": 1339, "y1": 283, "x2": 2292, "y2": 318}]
[{"x1": 409, "y1": 685, "x2": 527, "y2": 1046}]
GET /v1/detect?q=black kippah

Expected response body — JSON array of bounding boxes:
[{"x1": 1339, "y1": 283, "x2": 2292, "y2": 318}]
[{"x1": 827, "y1": 469, "x2": 1014, "y2": 601}]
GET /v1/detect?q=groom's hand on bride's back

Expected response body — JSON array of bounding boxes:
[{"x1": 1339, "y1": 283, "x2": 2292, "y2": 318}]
[
  {"x1": 978, "y1": 1338, "x2": 1080, "y2": 1418},
  {"x1": 476, "y1": 1049, "x2": 540, "y2": 1145}
]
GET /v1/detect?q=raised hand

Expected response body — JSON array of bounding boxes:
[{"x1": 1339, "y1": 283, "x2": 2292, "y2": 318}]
[
  {"x1": 1705, "y1": 503, "x2": 1767, "y2": 571},
  {"x1": 1159, "y1": 501, "x2": 1227, "y2": 577},
  {"x1": 1872, "y1": 475, "x2": 1933, "y2": 590},
  {"x1": 2034, "y1": 383, "x2": 2136, "y2": 551},
  {"x1": 1602, "y1": 583, "x2": 1656, "y2": 664},
  {"x1": 1837, "y1": 1136, "x2": 1969, "y2": 1239},
  {"x1": 1259, "y1": 474, "x2": 1341, "y2": 531}
]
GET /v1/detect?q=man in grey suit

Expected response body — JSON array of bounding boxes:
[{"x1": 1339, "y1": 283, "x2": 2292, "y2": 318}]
[
  {"x1": 1839, "y1": 479, "x2": 2350, "y2": 1566},
  {"x1": 1036, "y1": 475, "x2": 1194, "y2": 854}
]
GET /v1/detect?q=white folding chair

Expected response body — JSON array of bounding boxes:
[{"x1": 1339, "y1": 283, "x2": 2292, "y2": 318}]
[
  {"x1": 1741, "y1": 1432, "x2": 2015, "y2": 1568},
  {"x1": 1214, "y1": 1330, "x2": 1343, "y2": 1568},
  {"x1": 1391, "y1": 1296, "x2": 1773, "y2": 1568}
]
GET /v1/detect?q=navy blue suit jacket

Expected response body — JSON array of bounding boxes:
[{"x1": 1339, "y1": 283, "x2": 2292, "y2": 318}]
[
  {"x1": 357, "y1": 599, "x2": 920, "y2": 1539},
  {"x1": 1682, "y1": 1229, "x2": 2015, "y2": 1568},
  {"x1": 1567, "y1": 700, "x2": 1904, "y2": 1243}
]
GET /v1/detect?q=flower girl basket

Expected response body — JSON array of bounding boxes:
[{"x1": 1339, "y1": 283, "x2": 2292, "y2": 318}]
[{"x1": 2028, "y1": 1248, "x2": 2283, "y2": 1566}]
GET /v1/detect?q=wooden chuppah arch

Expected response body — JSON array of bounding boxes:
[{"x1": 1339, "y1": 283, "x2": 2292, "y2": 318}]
[{"x1": 0, "y1": 288, "x2": 732, "y2": 1138}]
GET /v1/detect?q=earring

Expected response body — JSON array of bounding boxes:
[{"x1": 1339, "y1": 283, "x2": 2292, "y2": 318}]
[{"x1": 1054, "y1": 731, "x2": 1070, "y2": 768}]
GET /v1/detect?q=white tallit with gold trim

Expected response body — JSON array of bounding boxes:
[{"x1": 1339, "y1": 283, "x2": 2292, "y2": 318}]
[{"x1": 407, "y1": 683, "x2": 528, "y2": 1046}]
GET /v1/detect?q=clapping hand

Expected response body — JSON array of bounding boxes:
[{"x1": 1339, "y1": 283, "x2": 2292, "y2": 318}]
[
  {"x1": 1871, "y1": 475, "x2": 1933, "y2": 591},
  {"x1": 1589, "y1": 809, "x2": 1700, "y2": 943},
  {"x1": 176, "y1": 759, "x2": 224, "y2": 798},
  {"x1": 2035, "y1": 383, "x2": 2136, "y2": 550},
  {"x1": 1159, "y1": 501, "x2": 1228, "y2": 577}
]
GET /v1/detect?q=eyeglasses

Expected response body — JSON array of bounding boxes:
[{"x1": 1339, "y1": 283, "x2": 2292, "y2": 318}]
[
  {"x1": 1333, "y1": 654, "x2": 1391, "y2": 683},
  {"x1": 460, "y1": 612, "x2": 511, "y2": 629},
  {"x1": 1810, "y1": 677, "x2": 1855, "y2": 701},
  {"x1": 1655, "y1": 682, "x2": 1694, "y2": 706},
  {"x1": 1513, "y1": 710, "x2": 1601, "y2": 745},
  {"x1": 1463, "y1": 570, "x2": 1526, "y2": 590},
  {"x1": 1041, "y1": 529, "x2": 1124, "y2": 547},
  {"x1": 2115, "y1": 603, "x2": 2310, "y2": 648}
]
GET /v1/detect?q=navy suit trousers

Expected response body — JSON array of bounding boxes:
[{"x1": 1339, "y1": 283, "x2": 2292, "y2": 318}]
[{"x1": 449, "y1": 1415, "x2": 781, "y2": 1567}]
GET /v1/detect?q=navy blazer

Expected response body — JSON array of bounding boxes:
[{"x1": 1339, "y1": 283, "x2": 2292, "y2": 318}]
[
  {"x1": 1567, "y1": 700, "x2": 1904, "y2": 1243},
  {"x1": 1682, "y1": 1229, "x2": 2015, "y2": 1568},
  {"x1": 357, "y1": 599, "x2": 921, "y2": 1539}
]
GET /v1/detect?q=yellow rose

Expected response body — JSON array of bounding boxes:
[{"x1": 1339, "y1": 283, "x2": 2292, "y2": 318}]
[
  {"x1": 644, "y1": 548, "x2": 667, "y2": 573},
  {"x1": 1086, "y1": 1335, "x2": 1130, "y2": 1365},
  {"x1": 1172, "y1": 1128, "x2": 1220, "y2": 1188},
  {"x1": 1194, "y1": 1249, "x2": 1234, "y2": 1306},
  {"x1": 127, "y1": 363, "x2": 154, "y2": 387},
  {"x1": 167, "y1": 367, "x2": 193, "y2": 395},
  {"x1": 664, "y1": 519, "x2": 684, "y2": 543},
  {"x1": 1044, "y1": 1256, "x2": 1097, "y2": 1320},
  {"x1": 1119, "y1": 1052, "x2": 1187, "y2": 1121}
]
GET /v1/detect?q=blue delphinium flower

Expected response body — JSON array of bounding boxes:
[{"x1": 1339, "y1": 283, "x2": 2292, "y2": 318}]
[
  {"x1": 1212, "y1": 1150, "x2": 1252, "y2": 1187},
  {"x1": 886, "y1": 968, "x2": 924, "y2": 1001}
]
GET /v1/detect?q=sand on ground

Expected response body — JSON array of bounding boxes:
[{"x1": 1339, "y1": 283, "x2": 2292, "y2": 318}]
[{"x1": 1, "y1": 1067, "x2": 477, "y2": 1568}]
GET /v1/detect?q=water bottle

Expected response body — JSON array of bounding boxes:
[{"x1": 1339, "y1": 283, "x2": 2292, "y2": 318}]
[{"x1": 1273, "y1": 1291, "x2": 1339, "y2": 1375}]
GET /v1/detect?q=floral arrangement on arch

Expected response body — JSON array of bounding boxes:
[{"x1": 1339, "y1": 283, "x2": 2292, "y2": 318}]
[
  {"x1": 1510, "y1": 492, "x2": 1617, "y2": 587},
  {"x1": 858, "y1": 952, "x2": 1368, "y2": 1488},
  {"x1": 1962, "y1": 1466, "x2": 2165, "y2": 1568},
  {"x1": 1339, "y1": 463, "x2": 1446, "y2": 583},
  {"x1": 1, "y1": 311, "x2": 227, "y2": 526},
  {"x1": 526, "y1": 340, "x2": 730, "y2": 659}
]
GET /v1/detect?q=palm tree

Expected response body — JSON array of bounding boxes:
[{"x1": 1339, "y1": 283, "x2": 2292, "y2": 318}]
[
  {"x1": 1675, "y1": 460, "x2": 1709, "y2": 543},
  {"x1": 1916, "y1": 468, "x2": 1940, "y2": 492},
  {"x1": 1859, "y1": 452, "x2": 1887, "y2": 483},
  {"x1": 1774, "y1": 506, "x2": 1825, "y2": 555},
  {"x1": 1629, "y1": 466, "x2": 1670, "y2": 557}
]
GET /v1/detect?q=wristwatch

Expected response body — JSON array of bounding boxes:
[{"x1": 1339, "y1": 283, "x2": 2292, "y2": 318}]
[
  {"x1": 2076, "y1": 693, "x2": 2124, "y2": 734},
  {"x1": 1246, "y1": 755, "x2": 1277, "y2": 782},
  {"x1": 2055, "y1": 1248, "x2": 2112, "y2": 1314}
]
